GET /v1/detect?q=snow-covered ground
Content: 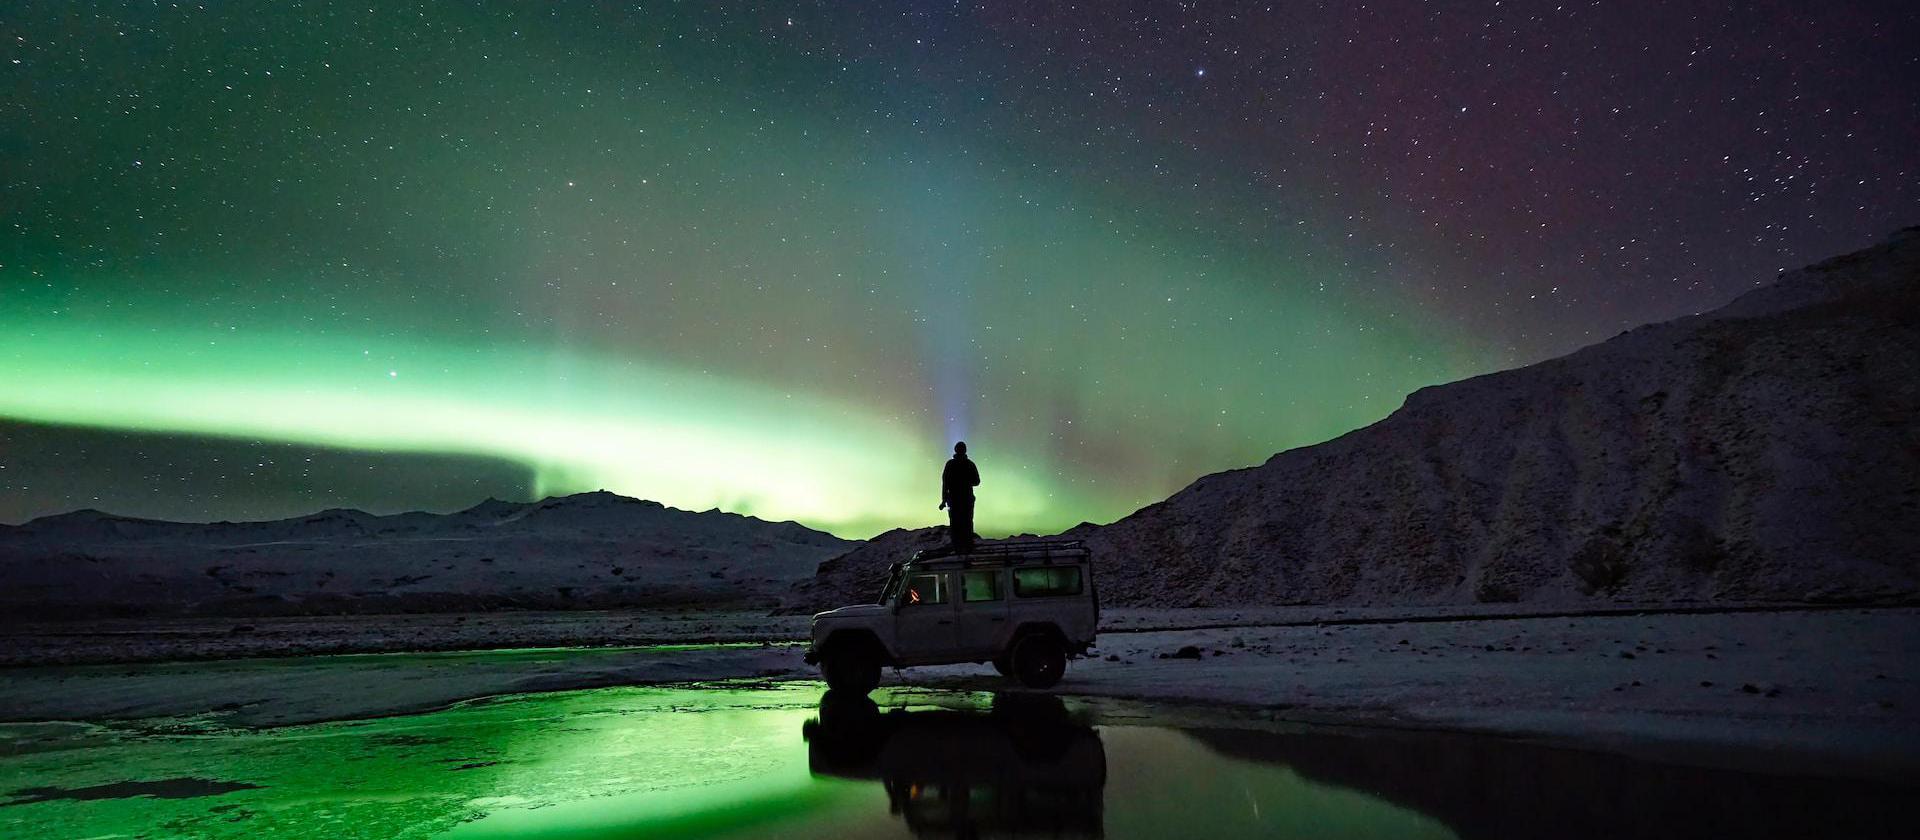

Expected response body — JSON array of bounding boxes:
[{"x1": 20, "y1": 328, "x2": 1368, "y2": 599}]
[
  {"x1": 965, "y1": 608, "x2": 1920, "y2": 779},
  {"x1": 2, "y1": 607, "x2": 1913, "y2": 779},
  {"x1": 0, "y1": 610, "x2": 810, "y2": 666},
  {"x1": 1, "y1": 602, "x2": 1845, "y2": 665}
]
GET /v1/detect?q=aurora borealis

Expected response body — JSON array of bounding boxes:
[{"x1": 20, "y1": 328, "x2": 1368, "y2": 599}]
[{"x1": 3, "y1": 3, "x2": 1915, "y2": 537}]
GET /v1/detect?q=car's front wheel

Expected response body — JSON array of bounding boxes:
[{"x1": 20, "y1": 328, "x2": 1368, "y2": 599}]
[
  {"x1": 1010, "y1": 634, "x2": 1067, "y2": 689},
  {"x1": 821, "y1": 647, "x2": 881, "y2": 695}
]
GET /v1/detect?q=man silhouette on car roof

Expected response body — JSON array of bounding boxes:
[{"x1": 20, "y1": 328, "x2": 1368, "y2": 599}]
[{"x1": 940, "y1": 441, "x2": 980, "y2": 552}]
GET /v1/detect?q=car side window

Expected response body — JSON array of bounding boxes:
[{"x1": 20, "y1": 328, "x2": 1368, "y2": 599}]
[
  {"x1": 903, "y1": 573, "x2": 948, "y2": 606},
  {"x1": 1012, "y1": 566, "x2": 1082, "y2": 598},
  {"x1": 961, "y1": 570, "x2": 1001, "y2": 603}
]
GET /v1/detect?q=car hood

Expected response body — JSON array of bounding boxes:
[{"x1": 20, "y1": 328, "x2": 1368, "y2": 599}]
[{"x1": 812, "y1": 604, "x2": 888, "y2": 622}]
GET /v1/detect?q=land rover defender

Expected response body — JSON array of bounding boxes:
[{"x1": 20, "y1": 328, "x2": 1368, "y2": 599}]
[{"x1": 804, "y1": 539, "x2": 1098, "y2": 693}]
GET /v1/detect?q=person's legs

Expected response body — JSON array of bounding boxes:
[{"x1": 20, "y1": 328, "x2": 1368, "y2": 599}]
[{"x1": 949, "y1": 498, "x2": 975, "y2": 552}]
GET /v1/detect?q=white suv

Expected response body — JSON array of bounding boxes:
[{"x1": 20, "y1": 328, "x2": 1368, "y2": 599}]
[{"x1": 804, "y1": 540, "x2": 1099, "y2": 693}]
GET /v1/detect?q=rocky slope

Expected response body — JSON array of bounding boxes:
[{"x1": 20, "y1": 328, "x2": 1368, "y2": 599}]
[
  {"x1": 0, "y1": 491, "x2": 856, "y2": 619},
  {"x1": 790, "y1": 229, "x2": 1920, "y2": 611},
  {"x1": 779, "y1": 526, "x2": 958, "y2": 613}
]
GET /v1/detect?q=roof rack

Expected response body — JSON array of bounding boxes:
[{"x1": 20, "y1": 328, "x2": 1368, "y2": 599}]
[{"x1": 911, "y1": 538, "x2": 1088, "y2": 562}]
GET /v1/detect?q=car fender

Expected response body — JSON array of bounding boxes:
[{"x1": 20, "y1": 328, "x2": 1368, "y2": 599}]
[{"x1": 1009, "y1": 622, "x2": 1068, "y2": 650}]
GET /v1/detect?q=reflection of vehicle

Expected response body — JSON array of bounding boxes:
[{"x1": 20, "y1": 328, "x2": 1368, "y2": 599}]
[
  {"x1": 804, "y1": 540, "x2": 1098, "y2": 693},
  {"x1": 804, "y1": 691, "x2": 1107, "y2": 838}
]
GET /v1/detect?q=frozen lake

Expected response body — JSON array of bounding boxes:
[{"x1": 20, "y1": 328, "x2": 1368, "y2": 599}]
[{"x1": 0, "y1": 681, "x2": 1912, "y2": 839}]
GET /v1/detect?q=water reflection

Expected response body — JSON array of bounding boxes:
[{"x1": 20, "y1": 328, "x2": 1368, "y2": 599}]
[
  {"x1": 2, "y1": 679, "x2": 1912, "y2": 839},
  {"x1": 801, "y1": 689, "x2": 1920, "y2": 840},
  {"x1": 1197, "y1": 726, "x2": 1920, "y2": 839},
  {"x1": 804, "y1": 691, "x2": 1106, "y2": 838}
]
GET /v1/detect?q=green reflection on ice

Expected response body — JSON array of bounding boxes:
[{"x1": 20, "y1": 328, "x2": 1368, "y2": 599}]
[{"x1": 0, "y1": 682, "x2": 1455, "y2": 839}]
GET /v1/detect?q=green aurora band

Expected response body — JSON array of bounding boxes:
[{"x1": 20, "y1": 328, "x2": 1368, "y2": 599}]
[{"x1": 1, "y1": 5, "x2": 1496, "y2": 537}]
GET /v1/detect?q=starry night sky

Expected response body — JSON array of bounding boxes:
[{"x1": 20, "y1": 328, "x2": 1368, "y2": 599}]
[{"x1": 3, "y1": 2, "x2": 1915, "y2": 537}]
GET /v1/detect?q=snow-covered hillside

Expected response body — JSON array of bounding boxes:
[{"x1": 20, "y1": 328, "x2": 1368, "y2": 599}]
[
  {"x1": 791, "y1": 229, "x2": 1920, "y2": 611},
  {"x1": 0, "y1": 490, "x2": 856, "y2": 619}
]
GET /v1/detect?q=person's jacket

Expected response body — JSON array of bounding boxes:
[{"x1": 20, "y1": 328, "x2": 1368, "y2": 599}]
[{"x1": 942, "y1": 456, "x2": 980, "y2": 502}]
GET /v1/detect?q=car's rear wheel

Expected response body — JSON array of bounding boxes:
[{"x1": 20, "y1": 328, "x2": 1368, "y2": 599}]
[
  {"x1": 1011, "y1": 634, "x2": 1067, "y2": 689},
  {"x1": 821, "y1": 647, "x2": 881, "y2": 695}
]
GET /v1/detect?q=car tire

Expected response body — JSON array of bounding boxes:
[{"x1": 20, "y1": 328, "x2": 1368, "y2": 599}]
[
  {"x1": 821, "y1": 647, "x2": 881, "y2": 695},
  {"x1": 1011, "y1": 634, "x2": 1067, "y2": 689},
  {"x1": 991, "y1": 654, "x2": 1012, "y2": 677},
  {"x1": 816, "y1": 690, "x2": 879, "y2": 729}
]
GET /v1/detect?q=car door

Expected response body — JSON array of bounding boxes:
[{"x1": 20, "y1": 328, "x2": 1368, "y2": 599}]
[
  {"x1": 955, "y1": 568, "x2": 1009, "y2": 656},
  {"x1": 892, "y1": 571, "x2": 958, "y2": 663}
]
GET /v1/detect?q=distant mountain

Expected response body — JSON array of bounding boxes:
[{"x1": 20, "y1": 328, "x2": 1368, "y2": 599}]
[
  {"x1": 790, "y1": 229, "x2": 1920, "y2": 612},
  {"x1": 0, "y1": 490, "x2": 858, "y2": 619}
]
